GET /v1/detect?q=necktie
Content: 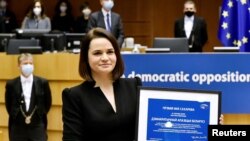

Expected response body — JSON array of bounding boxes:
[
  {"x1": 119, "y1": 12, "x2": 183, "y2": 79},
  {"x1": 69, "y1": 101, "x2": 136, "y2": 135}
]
[{"x1": 106, "y1": 13, "x2": 111, "y2": 32}]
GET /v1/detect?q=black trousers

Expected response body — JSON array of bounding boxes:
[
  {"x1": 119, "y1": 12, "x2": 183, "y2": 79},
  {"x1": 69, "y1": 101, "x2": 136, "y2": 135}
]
[{"x1": 10, "y1": 123, "x2": 47, "y2": 141}]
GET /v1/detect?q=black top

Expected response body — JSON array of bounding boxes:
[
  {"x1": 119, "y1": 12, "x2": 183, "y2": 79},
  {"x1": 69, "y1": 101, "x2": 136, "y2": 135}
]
[
  {"x1": 62, "y1": 77, "x2": 142, "y2": 141},
  {"x1": 0, "y1": 9, "x2": 18, "y2": 33},
  {"x1": 74, "y1": 15, "x2": 88, "y2": 33},
  {"x1": 52, "y1": 14, "x2": 74, "y2": 32}
]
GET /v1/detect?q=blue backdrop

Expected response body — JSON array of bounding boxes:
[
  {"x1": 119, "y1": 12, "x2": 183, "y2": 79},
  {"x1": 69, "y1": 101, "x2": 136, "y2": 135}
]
[{"x1": 122, "y1": 53, "x2": 250, "y2": 114}]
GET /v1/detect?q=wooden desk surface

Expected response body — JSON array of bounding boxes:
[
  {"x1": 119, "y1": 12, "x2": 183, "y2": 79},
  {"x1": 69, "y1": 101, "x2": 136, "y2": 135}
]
[{"x1": 0, "y1": 52, "x2": 82, "y2": 80}]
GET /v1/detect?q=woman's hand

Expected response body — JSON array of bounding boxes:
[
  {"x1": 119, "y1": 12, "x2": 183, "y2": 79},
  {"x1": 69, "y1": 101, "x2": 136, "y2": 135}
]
[{"x1": 219, "y1": 114, "x2": 224, "y2": 125}]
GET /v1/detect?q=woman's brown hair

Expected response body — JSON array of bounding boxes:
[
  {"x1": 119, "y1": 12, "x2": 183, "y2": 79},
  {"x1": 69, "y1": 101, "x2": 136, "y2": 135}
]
[
  {"x1": 79, "y1": 27, "x2": 124, "y2": 81},
  {"x1": 26, "y1": 0, "x2": 47, "y2": 19}
]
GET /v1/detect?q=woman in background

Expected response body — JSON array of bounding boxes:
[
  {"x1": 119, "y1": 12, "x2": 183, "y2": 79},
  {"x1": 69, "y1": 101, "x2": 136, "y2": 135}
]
[
  {"x1": 74, "y1": 1, "x2": 91, "y2": 33},
  {"x1": 21, "y1": 0, "x2": 51, "y2": 30},
  {"x1": 51, "y1": 0, "x2": 74, "y2": 33}
]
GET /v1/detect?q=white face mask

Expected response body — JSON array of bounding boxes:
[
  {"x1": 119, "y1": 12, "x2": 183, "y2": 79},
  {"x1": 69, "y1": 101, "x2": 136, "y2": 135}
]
[
  {"x1": 60, "y1": 6, "x2": 67, "y2": 13},
  {"x1": 103, "y1": 0, "x2": 114, "y2": 11},
  {"x1": 0, "y1": 1, "x2": 7, "y2": 8},
  {"x1": 21, "y1": 64, "x2": 34, "y2": 77},
  {"x1": 33, "y1": 7, "x2": 42, "y2": 16},
  {"x1": 82, "y1": 8, "x2": 91, "y2": 16}
]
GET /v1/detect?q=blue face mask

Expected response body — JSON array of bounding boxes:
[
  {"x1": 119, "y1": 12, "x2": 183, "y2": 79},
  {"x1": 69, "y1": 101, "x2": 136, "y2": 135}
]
[
  {"x1": 103, "y1": 0, "x2": 114, "y2": 11},
  {"x1": 21, "y1": 64, "x2": 34, "y2": 77}
]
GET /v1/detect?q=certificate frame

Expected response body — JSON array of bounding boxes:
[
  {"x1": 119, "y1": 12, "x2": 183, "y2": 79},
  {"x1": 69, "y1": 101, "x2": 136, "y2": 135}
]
[{"x1": 136, "y1": 87, "x2": 221, "y2": 141}]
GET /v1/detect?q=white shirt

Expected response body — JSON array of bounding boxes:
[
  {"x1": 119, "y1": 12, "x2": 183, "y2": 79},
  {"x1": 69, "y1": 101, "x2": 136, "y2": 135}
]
[
  {"x1": 102, "y1": 8, "x2": 112, "y2": 31},
  {"x1": 184, "y1": 15, "x2": 194, "y2": 38},
  {"x1": 20, "y1": 74, "x2": 33, "y2": 111}
]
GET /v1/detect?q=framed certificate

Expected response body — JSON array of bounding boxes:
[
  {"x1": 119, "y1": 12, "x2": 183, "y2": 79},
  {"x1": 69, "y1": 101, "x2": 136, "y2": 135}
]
[{"x1": 136, "y1": 87, "x2": 221, "y2": 141}]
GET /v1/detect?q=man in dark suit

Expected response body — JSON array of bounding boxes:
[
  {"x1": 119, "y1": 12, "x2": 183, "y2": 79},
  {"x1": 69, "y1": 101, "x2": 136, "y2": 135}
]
[
  {"x1": 0, "y1": 0, "x2": 18, "y2": 33},
  {"x1": 5, "y1": 53, "x2": 52, "y2": 141},
  {"x1": 87, "y1": 0, "x2": 124, "y2": 47},
  {"x1": 174, "y1": 0, "x2": 208, "y2": 52}
]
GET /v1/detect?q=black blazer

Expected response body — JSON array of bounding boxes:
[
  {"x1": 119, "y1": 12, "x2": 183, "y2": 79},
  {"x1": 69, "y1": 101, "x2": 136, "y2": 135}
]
[
  {"x1": 174, "y1": 16, "x2": 208, "y2": 52},
  {"x1": 5, "y1": 75, "x2": 52, "y2": 129},
  {"x1": 87, "y1": 11, "x2": 124, "y2": 47},
  {"x1": 1, "y1": 9, "x2": 18, "y2": 33},
  {"x1": 62, "y1": 77, "x2": 142, "y2": 141}
]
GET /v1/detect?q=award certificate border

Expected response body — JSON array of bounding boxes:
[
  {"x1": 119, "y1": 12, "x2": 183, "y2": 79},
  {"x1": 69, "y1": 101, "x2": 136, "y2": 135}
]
[{"x1": 136, "y1": 87, "x2": 221, "y2": 141}]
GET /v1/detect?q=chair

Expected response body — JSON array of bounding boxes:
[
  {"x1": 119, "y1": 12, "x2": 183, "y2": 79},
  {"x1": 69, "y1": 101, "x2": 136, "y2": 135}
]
[
  {"x1": 0, "y1": 33, "x2": 16, "y2": 52},
  {"x1": 153, "y1": 37, "x2": 189, "y2": 52},
  {"x1": 6, "y1": 39, "x2": 40, "y2": 54}
]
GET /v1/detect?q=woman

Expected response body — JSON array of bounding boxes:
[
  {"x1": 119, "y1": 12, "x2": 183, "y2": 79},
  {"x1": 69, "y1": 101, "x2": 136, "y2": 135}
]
[
  {"x1": 62, "y1": 27, "x2": 142, "y2": 141},
  {"x1": 21, "y1": 0, "x2": 51, "y2": 30},
  {"x1": 51, "y1": 0, "x2": 74, "y2": 32},
  {"x1": 74, "y1": 1, "x2": 91, "y2": 33},
  {"x1": 62, "y1": 28, "x2": 224, "y2": 140}
]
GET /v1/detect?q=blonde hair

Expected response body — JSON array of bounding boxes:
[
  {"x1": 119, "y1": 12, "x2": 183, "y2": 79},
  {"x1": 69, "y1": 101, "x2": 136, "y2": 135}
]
[{"x1": 18, "y1": 53, "x2": 33, "y2": 65}]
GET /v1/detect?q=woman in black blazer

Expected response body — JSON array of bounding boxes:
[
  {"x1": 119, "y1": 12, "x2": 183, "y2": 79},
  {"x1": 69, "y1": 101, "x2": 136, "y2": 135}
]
[{"x1": 62, "y1": 27, "x2": 142, "y2": 141}]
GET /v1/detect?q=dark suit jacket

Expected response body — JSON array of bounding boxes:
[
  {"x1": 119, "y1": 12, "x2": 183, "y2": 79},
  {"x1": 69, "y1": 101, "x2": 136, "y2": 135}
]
[
  {"x1": 5, "y1": 75, "x2": 52, "y2": 136},
  {"x1": 1, "y1": 9, "x2": 18, "y2": 33},
  {"x1": 87, "y1": 11, "x2": 124, "y2": 47},
  {"x1": 62, "y1": 77, "x2": 142, "y2": 141},
  {"x1": 174, "y1": 16, "x2": 208, "y2": 52},
  {"x1": 0, "y1": 16, "x2": 5, "y2": 33}
]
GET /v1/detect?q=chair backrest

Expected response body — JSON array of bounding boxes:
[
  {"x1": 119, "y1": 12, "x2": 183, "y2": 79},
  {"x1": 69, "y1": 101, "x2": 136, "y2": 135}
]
[
  {"x1": 41, "y1": 33, "x2": 65, "y2": 52},
  {"x1": 153, "y1": 37, "x2": 189, "y2": 52},
  {"x1": 6, "y1": 39, "x2": 40, "y2": 54},
  {"x1": 65, "y1": 33, "x2": 86, "y2": 50},
  {"x1": 0, "y1": 33, "x2": 16, "y2": 52}
]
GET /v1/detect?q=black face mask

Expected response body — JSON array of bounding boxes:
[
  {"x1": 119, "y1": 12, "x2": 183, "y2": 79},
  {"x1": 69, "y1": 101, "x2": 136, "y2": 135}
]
[{"x1": 185, "y1": 11, "x2": 195, "y2": 17}]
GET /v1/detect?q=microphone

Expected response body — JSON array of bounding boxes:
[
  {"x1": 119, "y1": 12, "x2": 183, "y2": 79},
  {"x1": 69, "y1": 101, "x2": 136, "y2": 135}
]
[{"x1": 50, "y1": 38, "x2": 55, "y2": 52}]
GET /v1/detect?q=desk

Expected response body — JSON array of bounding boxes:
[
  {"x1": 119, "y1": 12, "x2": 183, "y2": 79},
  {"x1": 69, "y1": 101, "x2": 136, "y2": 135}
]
[{"x1": 0, "y1": 130, "x2": 2, "y2": 141}]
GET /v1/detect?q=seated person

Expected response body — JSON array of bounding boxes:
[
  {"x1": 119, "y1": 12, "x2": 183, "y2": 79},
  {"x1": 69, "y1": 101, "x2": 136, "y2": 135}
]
[
  {"x1": 51, "y1": 0, "x2": 74, "y2": 33},
  {"x1": 74, "y1": 1, "x2": 91, "y2": 33},
  {"x1": 21, "y1": 0, "x2": 51, "y2": 31},
  {"x1": 0, "y1": 0, "x2": 18, "y2": 33}
]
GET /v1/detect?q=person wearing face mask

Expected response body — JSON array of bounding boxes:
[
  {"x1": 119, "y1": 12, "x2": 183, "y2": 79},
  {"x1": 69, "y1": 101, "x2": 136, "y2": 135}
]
[
  {"x1": 87, "y1": 0, "x2": 124, "y2": 48},
  {"x1": 174, "y1": 0, "x2": 208, "y2": 52},
  {"x1": 5, "y1": 53, "x2": 52, "y2": 141},
  {"x1": 74, "y1": 2, "x2": 91, "y2": 33},
  {"x1": 0, "y1": 0, "x2": 18, "y2": 33},
  {"x1": 21, "y1": 0, "x2": 51, "y2": 31},
  {"x1": 51, "y1": 0, "x2": 74, "y2": 33}
]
